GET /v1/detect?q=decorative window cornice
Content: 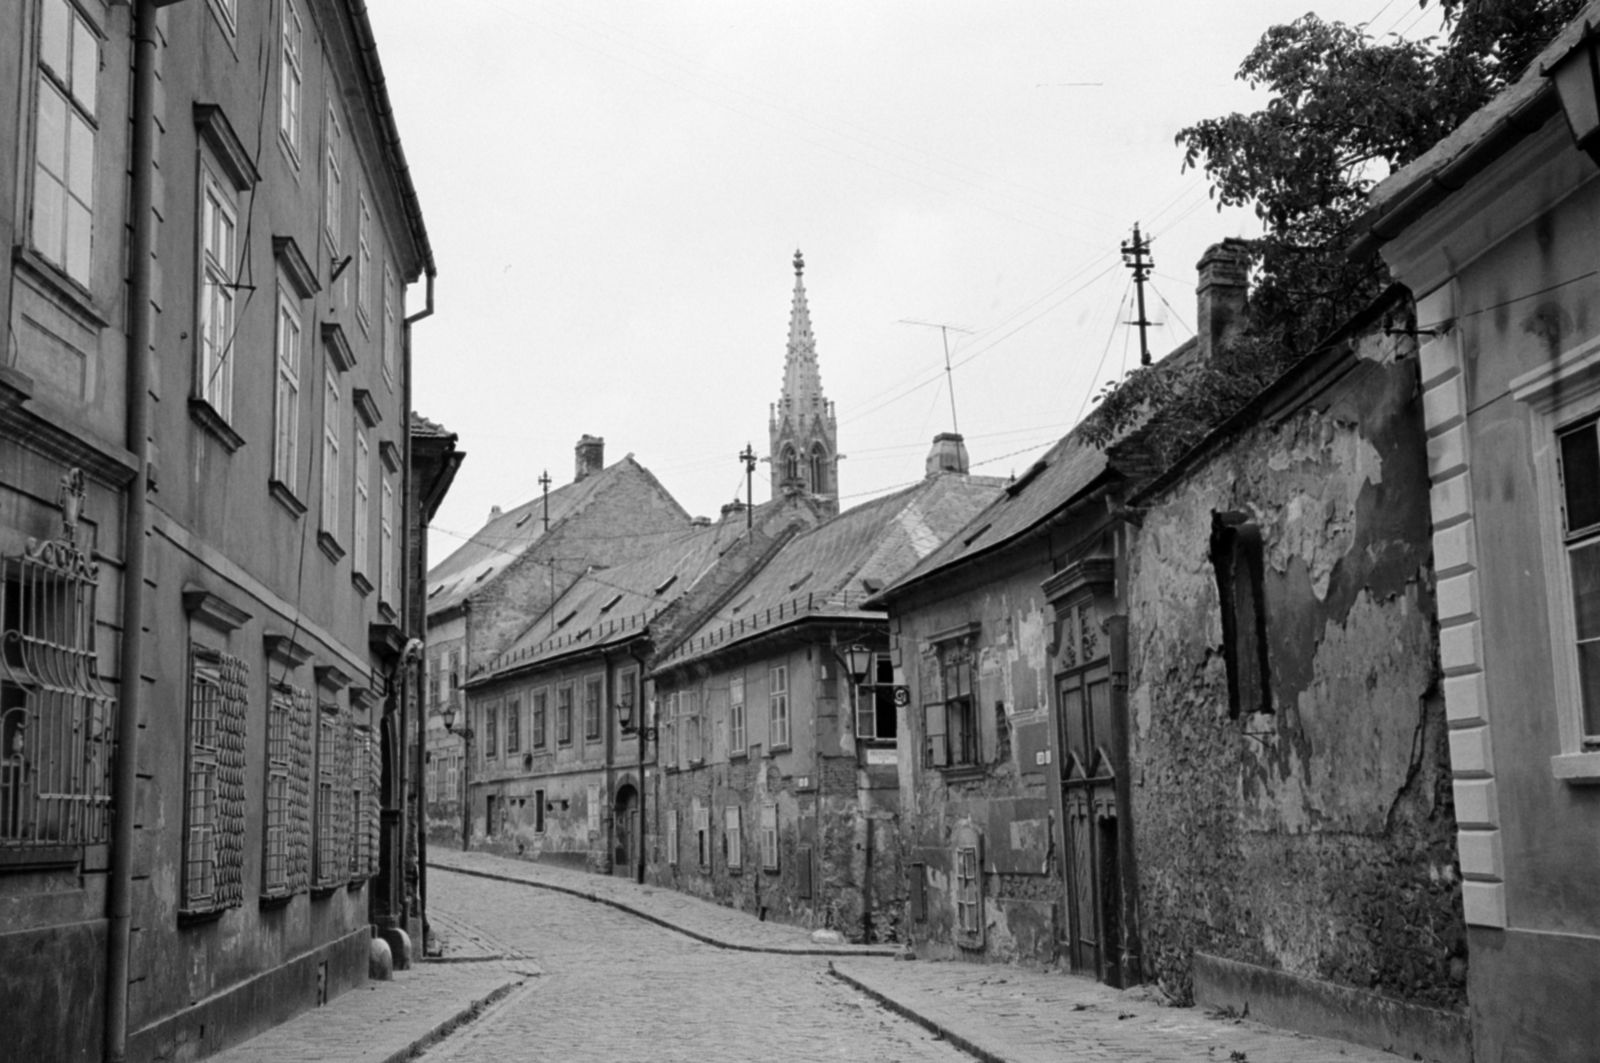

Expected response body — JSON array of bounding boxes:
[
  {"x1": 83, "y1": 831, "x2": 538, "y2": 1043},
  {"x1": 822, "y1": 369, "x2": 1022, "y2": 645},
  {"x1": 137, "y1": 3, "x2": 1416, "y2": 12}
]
[
  {"x1": 183, "y1": 585, "x2": 252, "y2": 634},
  {"x1": 193, "y1": 103, "x2": 260, "y2": 191},
  {"x1": 353, "y1": 388, "x2": 381, "y2": 429},
  {"x1": 273, "y1": 236, "x2": 321, "y2": 299},
  {"x1": 322, "y1": 321, "x2": 356, "y2": 373}
]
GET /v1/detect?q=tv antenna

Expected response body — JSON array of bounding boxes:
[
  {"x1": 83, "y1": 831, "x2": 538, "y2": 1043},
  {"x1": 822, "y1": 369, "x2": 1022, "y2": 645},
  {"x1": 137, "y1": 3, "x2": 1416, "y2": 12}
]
[{"x1": 898, "y1": 320, "x2": 974, "y2": 435}]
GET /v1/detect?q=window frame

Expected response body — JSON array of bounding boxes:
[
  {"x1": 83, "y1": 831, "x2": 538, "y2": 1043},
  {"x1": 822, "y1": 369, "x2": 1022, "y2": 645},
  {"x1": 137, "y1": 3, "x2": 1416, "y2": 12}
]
[
  {"x1": 926, "y1": 642, "x2": 977, "y2": 769},
  {"x1": 768, "y1": 666, "x2": 789, "y2": 750},
  {"x1": 356, "y1": 191, "x2": 372, "y2": 329},
  {"x1": 319, "y1": 369, "x2": 342, "y2": 541},
  {"x1": 277, "y1": 0, "x2": 303, "y2": 166},
  {"x1": 30, "y1": 0, "x2": 99, "y2": 289},
  {"x1": 728, "y1": 675, "x2": 746, "y2": 756},
  {"x1": 181, "y1": 645, "x2": 247, "y2": 918},
  {"x1": 323, "y1": 103, "x2": 343, "y2": 253},
  {"x1": 724, "y1": 804, "x2": 742, "y2": 870},
  {"x1": 584, "y1": 674, "x2": 603, "y2": 742},
  {"x1": 556, "y1": 683, "x2": 573, "y2": 746},
  {"x1": 383, "y1": 266, "x2": 399, "y2": 387},
  {"x1": 483, "y1": 702, "x2": 498, "y2": 760},
  {"x1": 759, "y1": 803, "x2": 778, "y2": 871},
  {"x1": 531, "y1": 687, "x2": 547, "y2": 749},
  {"x1": 352, "y1": 426, "x2": 371, "y2": 583},
  {"x1": 379, "y1": 473, "x2": 396, "y2": 607},
  {"x1": 273, "y1": 284, "x2": 305, "y2": 493},
  {"x1": 196, "y1": 165, "x2": 240, "y2": 423},
  {"x1": 505, "y1": 696, "x2": 521, "y2": 755}
]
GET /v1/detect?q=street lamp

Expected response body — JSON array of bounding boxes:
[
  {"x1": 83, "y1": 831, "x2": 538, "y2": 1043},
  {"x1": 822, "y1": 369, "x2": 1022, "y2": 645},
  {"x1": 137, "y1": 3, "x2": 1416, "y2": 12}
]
[
  {"x1": 617, "y1": 690, "x2": 656, "y2": 740},
  {"x1": 442, "y1": 703, "x2": 474, "y2": 851},
  {"x1": 843, "y1": 644, "x2": 873, "y2": 686},
  {"x1": 1546, "y1": 21, "x2": 1600, "y2": 166}
]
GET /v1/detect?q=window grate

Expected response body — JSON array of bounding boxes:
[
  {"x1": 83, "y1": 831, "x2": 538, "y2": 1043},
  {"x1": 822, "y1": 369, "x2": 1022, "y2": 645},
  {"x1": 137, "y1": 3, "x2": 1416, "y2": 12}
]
[{"x1": 182, "y1": 646, "x2": 248, "y2": 915}]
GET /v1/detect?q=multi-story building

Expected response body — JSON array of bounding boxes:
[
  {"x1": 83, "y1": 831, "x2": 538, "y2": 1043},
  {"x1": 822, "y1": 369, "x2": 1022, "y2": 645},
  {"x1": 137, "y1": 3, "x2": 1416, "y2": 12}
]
[{"x1": 0, "y1": 1, "x2": 439, "y2": 1058}]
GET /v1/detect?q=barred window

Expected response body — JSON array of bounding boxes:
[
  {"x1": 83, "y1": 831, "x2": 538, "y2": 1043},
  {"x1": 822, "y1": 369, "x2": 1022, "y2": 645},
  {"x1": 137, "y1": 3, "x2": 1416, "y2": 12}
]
[
  {"x1": 263, "y1": 684, "x2": 312, "y2": 899},
  {"x1": 314, "y1": 705, "x2": 351, "y2": 888},
  {"x1": 350, "y1": 723, "x2": 378, "y2": 879},
  {"x1": 183, "y1": 646, "x2": 248, "y2": 916},
  {"x1": 1, "y1": 520, "x2": 114, "y2": 853}
]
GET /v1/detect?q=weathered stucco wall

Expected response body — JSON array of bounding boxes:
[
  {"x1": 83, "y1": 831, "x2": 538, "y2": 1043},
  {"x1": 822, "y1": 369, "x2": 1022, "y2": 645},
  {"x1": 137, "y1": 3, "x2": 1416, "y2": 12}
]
[{"x1": 1126, "y1": 336, "x2": 1466, "y2": 1013}]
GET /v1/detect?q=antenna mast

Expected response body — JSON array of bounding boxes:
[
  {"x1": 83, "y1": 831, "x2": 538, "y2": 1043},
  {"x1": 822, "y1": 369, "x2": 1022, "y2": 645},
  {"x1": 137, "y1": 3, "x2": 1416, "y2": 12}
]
[
  {"x1": 739, "y1": 444, "x2": 757, "y2": 530},
  {"x1": 899, "y1": 319, "x2": 975, "y2": 434},
  {"x1": 1121, "y1": 224, "x2": 1154, "y2": 366}
]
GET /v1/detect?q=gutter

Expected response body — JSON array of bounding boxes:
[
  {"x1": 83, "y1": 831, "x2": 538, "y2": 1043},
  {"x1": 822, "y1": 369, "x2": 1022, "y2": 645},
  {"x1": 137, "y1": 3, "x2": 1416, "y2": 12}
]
[
  {"x1": 1348, "y1": 83, "x2": 1560, "y2": 261},
  {"x1": 106, "y1": 2, "x2": 161, "y2": 1057}
]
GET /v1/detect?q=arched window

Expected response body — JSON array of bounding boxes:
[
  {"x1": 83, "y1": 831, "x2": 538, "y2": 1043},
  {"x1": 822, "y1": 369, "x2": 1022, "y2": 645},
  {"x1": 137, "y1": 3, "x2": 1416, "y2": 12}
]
[
  {"x1": 810, "y1": 445, "x2": 828, "y2": 494},
  {"x1": 783, "y1": 447, "x2": 799, "y2": 482}
]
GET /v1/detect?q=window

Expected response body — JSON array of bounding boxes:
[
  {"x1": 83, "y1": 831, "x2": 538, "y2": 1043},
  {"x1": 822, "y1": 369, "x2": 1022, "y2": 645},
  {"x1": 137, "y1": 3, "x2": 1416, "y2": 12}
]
[
  {"x1": 320, "y1": 371, "x2": 341, "y2": 539},
  {"x1": 1558, "y1": 417, "x2": 1600, "y2": 747},
  {"x1": 350, "y1": 724, "x2": 377, "y2": 879},
  {"x1": 426, "y1": 751, "x2": 438, "y2": 804},
  {"x1": 278, "y1": 0, "x2": 303, "y2": 163},
  {"x1": 531, "y1": 689, "x2": 547, "y2": 749},
  {"x1": 262, "y1": 684, "x2": 311, "y2": 898},
  {"x1": 667, "y1": 808, "x2": 679, "y2": 867},
  {"x1": 484, "y1": 703, "x2": 498, "y2": 760},
  {"x1": 1, "y1": 519, "x2": 115, "y2": 851},
  {"x1": 505, "y1": 697, "x2": 521, "y2": 755},
  {"x1": 314, "y1": 706, "x2": 349, "y2": 889},
  {"x1": 31, "y1": 0, "x2": 97, "y2": 286},
  {"x1": 428, "y1": 667, "x2": 440, "y2": 713},
  {"x1": 379, "y1": 474, "x2": 396, "y2": 607},
  {"x1": 352, "y1": 429, "x2": 371, "y2": 582},
  {"x1": 955, "y1": 840, "x2": 982, "y2": 941},
  {"x1": 728, "y1": 676, "x2": 746, "y2": 755},
  {"x1": 724, "y1": 805, "x2": 742, "y2": 870},
  {"x1": 383, "y1": 267, "x2": 398, "y2": 385},
  {"x1": 198, "y1": 170, "x2": 239, "y2": 420},
  {"x1": 584, "y1": 675, "x2": 602, "y2": 741},
  {"x1": 273, "y1": 290, "x2": 304, "y2": 490},
  {"x1": 534, "y1": 788, "x2": 545, "y2": 833},
  {"x1": 856, "y1": 653, "x2": 898, "y2": 741},
  {"x1": 661, "y1": 692, "x2": 675, "y2": 769},
  {"x1": 444, "y1": 752, "x2": 458, "y2": 800},
  {"x1": 183, "y1": 646, "x2": 248, "y2": 916},
  {"x1": 680, "y1": 687, "x2": 701, "y2": 763},
  {"x1": 768, "y1": 666, "x2": 789, "y2": 749},
  {"x1": 694, "y1": 804, "x2": 710, "y2": 869},
  {"x1": 356, "y1": 192, "x2": 372, "y2": 327},
  {"x1": 1211, "y1": 514, "x2": 1270, "y2": 717},
  {"x1": 810, "y1": 445, "x2": 828, "y2": 494},
  {"x1": 926, "y1": 643, "x2": 976, "y2": 768},
  {"x1": 783, "y1": 447, "x2": 798, "y2": 483},
  {"x1": 323, "y1": 104, "x2": 343, "y2": 251},
  {"x1": 759, "y1": 804, "x2": 778, "y2": 870},
  {"x1": 557, "y1": 685, "x2": 573, "y2": 745}
]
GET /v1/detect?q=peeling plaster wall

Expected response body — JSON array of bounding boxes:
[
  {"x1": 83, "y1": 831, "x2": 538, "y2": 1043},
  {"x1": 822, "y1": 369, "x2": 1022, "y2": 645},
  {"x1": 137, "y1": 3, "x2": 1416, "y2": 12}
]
[{"x1": 1126, "y1": 337, "x2": 1466, "y2": 1013}]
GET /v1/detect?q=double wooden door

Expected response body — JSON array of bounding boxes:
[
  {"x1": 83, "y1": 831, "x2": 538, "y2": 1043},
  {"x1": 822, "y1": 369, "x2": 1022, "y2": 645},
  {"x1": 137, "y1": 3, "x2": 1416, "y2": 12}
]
[{"x1": 1057, "y1": 662, "x2": 1124, "y2": 986}]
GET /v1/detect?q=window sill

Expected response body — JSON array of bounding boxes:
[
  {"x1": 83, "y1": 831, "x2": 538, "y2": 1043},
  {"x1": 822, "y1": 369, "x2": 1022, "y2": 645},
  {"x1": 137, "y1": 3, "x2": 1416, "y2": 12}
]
[
  {"x1": 178, "y1": 905, "x2": 228, "y2": 926},
  {"x1": 0, "y1": 844, "x2": 83, "y2": 871},
  {"x1": 378, "y1": 601, "x2": 397, "y2": 624},
  {"x1": 12, "y1": 244, "x2": 109, "y2": 329},
  {"x1": 189, "y1": 397, "x2": 246, "y2": 453},
  {"x1": 310, "y1": 883, "x2": 342, "y2": 899},
  {"x1": 767, "y1": 744, "x2": 791, "y2": 756},
  {"x1": 269, "y1": 479, "x2": 308, "y2": 518},
  {"x1": 259, "y1": 891, "x2": 293, "y2": 910},
  {"x1": 935, "y1": 763, "x2": 986, "y2": 783},
  {"x1": 351, "y1": 571, "x2": 374, "y2": 597},
  {"x1": 729, "y1": 750, "x2": 748, "y2": 761},
  {"x1": 1551, "y1": 750, "x2": 1600, "y2": 784},
  {"x1": 317, "y1": 529, "x2": 345, "y2": 563},
  {"x1": 347, "y1": 875, "x2": 370, "y2": 891}
]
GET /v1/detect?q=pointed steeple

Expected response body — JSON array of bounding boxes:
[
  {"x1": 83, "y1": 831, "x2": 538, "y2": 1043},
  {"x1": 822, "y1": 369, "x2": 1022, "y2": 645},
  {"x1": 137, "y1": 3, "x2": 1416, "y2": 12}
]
[{"x1": 769, "y1": 249, "x2": 839, "y2": 516}]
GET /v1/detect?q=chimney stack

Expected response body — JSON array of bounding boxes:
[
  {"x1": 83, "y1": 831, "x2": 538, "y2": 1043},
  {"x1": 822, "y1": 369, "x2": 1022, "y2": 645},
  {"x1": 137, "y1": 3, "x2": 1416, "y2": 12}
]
[
  {"x1": 488, "y1": 505, "x2": 503, "y2": 523},
  {"x1": 1195, "y1": 239, "x2": 1251, "y2": 362},
  {"x1": 574, "y1": 435, "x2": 605, "y2": 482},
  {"x1": 925, "y1": 432, "x2": 970, "y2": 477}
]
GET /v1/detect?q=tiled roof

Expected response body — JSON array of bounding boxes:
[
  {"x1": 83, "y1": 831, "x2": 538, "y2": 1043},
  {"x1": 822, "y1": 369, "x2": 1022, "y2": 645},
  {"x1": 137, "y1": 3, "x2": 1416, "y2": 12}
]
[
  {"x1": 658, "y1": 473, "x2": 1005, "y2": 670},
  {"x1": 411, "y1": 411, "x2": 454, "y2": 439},
  {"x1": 475, "y1": 517, "x2": 747, "y2": 680},
  {"x1": 425, "y1": 455, "x2": 683, "y2": 616}
]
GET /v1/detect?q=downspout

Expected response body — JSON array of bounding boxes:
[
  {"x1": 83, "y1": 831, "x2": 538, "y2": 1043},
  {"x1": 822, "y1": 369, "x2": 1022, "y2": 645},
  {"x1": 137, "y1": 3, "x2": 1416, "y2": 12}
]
[
  {"x1": 629, "y1": 643, "x2": 649, "y2": 883},
  {"x1": 107, "y1": 3, "x2": 159, "y2": 1058},
  {"x1": 403, "y1": 271, "x2": 433, "y2": 944}
]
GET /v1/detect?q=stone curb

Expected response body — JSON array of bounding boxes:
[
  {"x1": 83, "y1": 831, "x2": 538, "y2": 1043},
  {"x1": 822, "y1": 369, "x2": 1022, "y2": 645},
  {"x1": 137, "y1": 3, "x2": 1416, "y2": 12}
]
[
  {"x1": 373, "y1": 975, "x2": 524, "y2": 1063},
  {"x1": 827, "y1": 963, "x2": 1010, "y2": 1063},
  {"x1": 431, "y1": 860, "x2": 902, "y2": 958}
]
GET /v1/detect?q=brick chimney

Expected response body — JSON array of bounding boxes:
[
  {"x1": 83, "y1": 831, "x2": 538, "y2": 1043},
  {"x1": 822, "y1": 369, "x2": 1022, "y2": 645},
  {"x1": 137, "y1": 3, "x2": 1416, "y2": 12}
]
[
  {"x1": 1195, "y1": 239, "x2": 1251, "y2": 362},
  {"x1": 925, "y1": 432, "x2": 969, "y2": 476},
  {"x1": 574, "y1": 435, "x2": 605, "y2": 482}
]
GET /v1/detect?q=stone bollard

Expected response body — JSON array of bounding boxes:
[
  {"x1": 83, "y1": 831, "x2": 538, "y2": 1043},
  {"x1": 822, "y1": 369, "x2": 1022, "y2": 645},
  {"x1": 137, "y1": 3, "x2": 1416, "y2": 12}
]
[
  {"x1": 369, "y1": 936, "x2": 394, "y2": 981},
  {"x1": 379, "y1": 927, "x2": 413, "y2": 971},
  {"x1": 810, "y1": 928, "x2": 845, "y2": 945}
]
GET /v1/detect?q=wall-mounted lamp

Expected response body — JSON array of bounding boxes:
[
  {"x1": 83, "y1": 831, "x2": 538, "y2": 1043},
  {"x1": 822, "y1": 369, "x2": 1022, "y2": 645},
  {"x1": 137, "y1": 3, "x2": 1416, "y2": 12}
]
[
  {"x1": 842, "y1": 644, "x2": 874, "y2": 686},
  {"x1": 1546, "y1": 21, "x2": 1600, "y2": 166}
]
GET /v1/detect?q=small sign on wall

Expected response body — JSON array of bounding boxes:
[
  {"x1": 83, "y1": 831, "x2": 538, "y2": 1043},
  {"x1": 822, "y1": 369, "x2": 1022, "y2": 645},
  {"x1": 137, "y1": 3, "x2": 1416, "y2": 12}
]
[{"x1": 865, "y1": 747, "x2": 897, "y2": 766}]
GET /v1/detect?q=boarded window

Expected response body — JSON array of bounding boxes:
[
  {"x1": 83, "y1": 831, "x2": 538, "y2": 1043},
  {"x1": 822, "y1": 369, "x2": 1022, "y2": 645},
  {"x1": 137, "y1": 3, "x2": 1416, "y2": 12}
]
[{"x1": 1210, "y1": 514, "x2": 1271, "y2": 717}]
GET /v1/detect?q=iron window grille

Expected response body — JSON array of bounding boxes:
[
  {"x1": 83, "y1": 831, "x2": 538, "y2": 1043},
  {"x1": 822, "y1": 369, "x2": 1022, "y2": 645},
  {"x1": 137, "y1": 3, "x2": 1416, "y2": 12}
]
[
  {"x1": 314, "y1": 704, "x2": 350, "y2": 889},
  {"x1": 1, "y1": 521, "x2": 114, "y2": 852},
  {"x1": 182, "y1": 646, "x2": 248, "y2": 916},
  {"x1": 350, "y1": 723, "x2": 378, "y2": 879}
]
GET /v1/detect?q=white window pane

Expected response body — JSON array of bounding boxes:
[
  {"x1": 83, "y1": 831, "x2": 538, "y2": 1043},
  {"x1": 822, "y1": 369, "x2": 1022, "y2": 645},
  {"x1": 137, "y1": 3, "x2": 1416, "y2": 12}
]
[
  {"x1": 32, "y1": 167, "x2": 65, "y2": 263},
  {"x1": 40, "y1": 0, "x2": 69, "y2": 79},
  {"x1": 71, "y1": 19, "x2": 96, "y2": 115},
  {"x1": 67, "y1": 112, "x2": 93, "y2": 204},
  {"x1": 36, "y1": 81, "x2": 67, "y2": 176},
  {"x1": 65, "y1": 199, "x2": 91, "y2": 283}
]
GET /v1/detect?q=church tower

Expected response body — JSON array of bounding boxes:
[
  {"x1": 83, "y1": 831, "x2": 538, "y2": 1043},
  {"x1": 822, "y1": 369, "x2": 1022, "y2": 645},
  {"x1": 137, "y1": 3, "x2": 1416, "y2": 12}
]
[{"x1": 769, "y1": 250, "x2": 839, "y2": 516}]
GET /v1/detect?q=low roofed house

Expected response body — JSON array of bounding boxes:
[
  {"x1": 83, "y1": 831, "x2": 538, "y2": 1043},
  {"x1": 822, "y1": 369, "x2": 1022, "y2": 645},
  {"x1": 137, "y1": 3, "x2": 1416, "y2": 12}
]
[{"x1": 649, "y1": 461, "x2": 1005, "y2": 941}]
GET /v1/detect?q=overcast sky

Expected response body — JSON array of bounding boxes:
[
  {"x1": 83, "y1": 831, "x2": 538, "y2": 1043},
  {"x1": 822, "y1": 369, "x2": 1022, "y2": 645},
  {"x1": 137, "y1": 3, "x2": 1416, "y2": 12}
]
[{"x1": 364, "y1": 0, "x2": 1443, "y2": 569}]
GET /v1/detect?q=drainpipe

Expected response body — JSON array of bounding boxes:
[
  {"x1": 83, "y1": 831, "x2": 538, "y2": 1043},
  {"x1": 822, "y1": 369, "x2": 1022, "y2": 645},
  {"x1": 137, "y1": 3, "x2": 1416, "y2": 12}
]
[
  {"x1": 629, "y1": 644, "x2": 649, "y2": 883},
  {"x1": 106, "y1": 3, "x2": 159, "y2": 1058},
  {"x1": 403, "y1": 271, "x2": 433, "y2": 944}
]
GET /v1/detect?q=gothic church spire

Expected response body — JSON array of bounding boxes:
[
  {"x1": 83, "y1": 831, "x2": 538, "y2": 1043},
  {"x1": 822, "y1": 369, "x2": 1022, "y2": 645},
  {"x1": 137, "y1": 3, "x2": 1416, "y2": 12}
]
[{"x1": 770, "y1": 250, "x2": 839, "y2": 516}]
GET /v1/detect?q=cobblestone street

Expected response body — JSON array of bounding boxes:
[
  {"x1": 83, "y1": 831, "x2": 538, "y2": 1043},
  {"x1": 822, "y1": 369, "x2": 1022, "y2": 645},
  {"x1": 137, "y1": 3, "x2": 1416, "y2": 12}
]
[{"x1": 420, "y1": 866, "x2": 967, "y2": 1063}]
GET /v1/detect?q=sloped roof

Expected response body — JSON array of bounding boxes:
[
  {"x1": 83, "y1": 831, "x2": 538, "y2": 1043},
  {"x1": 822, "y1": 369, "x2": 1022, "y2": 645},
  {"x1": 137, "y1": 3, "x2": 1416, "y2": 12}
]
[
  {"x1": 1352, "y1": 0, "x2": 1597, "y2": 257},
  {"x1": 425, "y1": 455, "x2": 685, "y2": 616},
  {"x1": 410, "y1": 411, "x2": 454, "y2": 439},
  {"x1": 474, "y1": 517, "x2": 748, "y2": 680},
  {"x1": 658, "y1": 473, "x2": 1005, "y2": 670}
]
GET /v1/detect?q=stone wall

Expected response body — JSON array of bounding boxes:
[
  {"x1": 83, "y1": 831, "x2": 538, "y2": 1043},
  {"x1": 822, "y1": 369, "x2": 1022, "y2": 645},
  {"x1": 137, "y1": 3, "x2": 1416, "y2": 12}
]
[{"x1": 1125, "y1": 332, "x2": 1467, "y2": 1014}]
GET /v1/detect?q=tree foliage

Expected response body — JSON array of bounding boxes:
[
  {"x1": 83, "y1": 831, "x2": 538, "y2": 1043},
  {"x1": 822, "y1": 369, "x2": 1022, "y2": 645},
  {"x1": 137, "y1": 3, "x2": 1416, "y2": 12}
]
[{"x1": 1082, "y1": 0, "x2": 1583, "y2": 454}]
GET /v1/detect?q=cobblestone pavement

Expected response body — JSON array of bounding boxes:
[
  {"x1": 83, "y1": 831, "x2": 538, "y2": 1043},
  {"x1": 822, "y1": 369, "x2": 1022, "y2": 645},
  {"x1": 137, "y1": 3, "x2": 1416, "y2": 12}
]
[
  {"x1": 420, "y1": 865, "x2": 966, "y2": 1063},
  {"x1": 430, "y1": 848, "x2": 899, "y2": 955}
]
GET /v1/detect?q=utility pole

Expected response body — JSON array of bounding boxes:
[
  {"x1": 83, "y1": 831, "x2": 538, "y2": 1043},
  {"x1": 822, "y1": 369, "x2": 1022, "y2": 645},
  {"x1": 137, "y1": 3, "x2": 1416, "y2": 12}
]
[
  {"x1": 1121, "y1": 224, "x2": 1154, "y2": 366},
  {"x1": 898, "y1": 319, "x2": 974, "y2": 434},
  {"x1": 539, "y1": 470, "x2": 551, "y2": 533},
  {"x1": 739, "y1": 443, "x2": 757, "y2": 530}
]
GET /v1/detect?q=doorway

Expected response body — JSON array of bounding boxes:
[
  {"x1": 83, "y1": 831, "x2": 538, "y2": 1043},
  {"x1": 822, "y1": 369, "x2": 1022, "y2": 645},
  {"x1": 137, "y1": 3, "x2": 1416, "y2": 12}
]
[{"x1": 614, "y1": 784, "x2": 638, "y2": 878}]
